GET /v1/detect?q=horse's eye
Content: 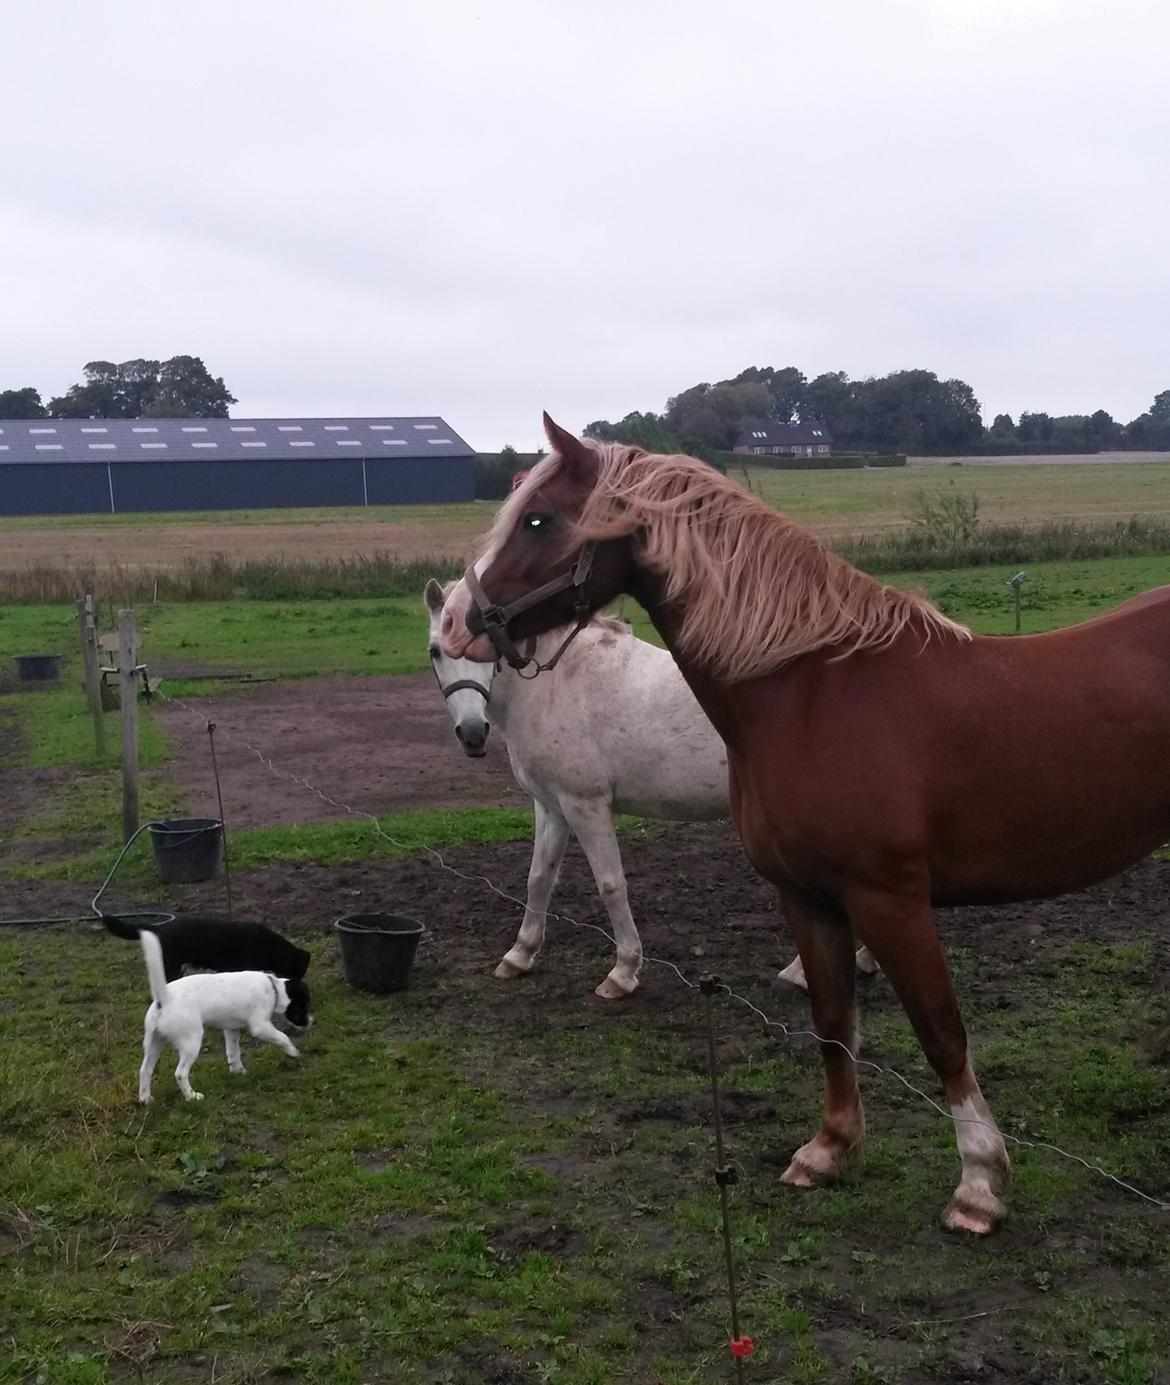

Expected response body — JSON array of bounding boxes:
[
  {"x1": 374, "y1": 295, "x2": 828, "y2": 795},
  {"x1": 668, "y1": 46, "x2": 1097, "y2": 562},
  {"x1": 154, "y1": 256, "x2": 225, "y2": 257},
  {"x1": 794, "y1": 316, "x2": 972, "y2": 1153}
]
[{"x1": 523, "y1": 512, "x2": 551, "y2": 532}]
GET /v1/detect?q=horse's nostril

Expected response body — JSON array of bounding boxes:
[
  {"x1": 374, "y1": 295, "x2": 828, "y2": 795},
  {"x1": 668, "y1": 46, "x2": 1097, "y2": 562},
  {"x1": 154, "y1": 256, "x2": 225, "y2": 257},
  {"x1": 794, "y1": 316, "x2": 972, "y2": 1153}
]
[{"x1": 455, "y1": 724, "x2": 464, "y2": 741}]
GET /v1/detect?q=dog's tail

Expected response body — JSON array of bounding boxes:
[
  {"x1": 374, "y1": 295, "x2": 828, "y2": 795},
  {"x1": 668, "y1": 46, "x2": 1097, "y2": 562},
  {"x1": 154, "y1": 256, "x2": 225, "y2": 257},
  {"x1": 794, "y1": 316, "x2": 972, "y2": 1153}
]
[
  {"x1": 139, "y1": 930, "x2": 169, "y2": 1009},
  {"x1": 102, "y1": 913, "x2": 157, "y2": 941}
]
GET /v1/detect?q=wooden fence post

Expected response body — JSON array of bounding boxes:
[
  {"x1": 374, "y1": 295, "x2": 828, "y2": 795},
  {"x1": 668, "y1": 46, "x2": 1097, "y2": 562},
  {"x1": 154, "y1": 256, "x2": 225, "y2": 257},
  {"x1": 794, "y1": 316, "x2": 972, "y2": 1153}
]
[
  {"x1": 77, "y1": 592, "x2": 106, "y2": 757},
  {"x1": 119, "y1": 608, "x2": 140, "y2": 842}
]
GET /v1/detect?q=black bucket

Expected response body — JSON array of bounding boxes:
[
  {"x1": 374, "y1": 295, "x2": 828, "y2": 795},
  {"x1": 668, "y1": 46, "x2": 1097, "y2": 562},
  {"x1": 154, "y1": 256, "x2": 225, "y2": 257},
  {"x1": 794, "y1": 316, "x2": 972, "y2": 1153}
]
[
  {"x1": 14, "y1": 654, "x2": 62, "y2": 682},
  {"x1": 335, "y1": 912, "x2": 424, "y2": 994},
  {"x1": 149, "y1": 818, "x2": 224, "y2": 884}
]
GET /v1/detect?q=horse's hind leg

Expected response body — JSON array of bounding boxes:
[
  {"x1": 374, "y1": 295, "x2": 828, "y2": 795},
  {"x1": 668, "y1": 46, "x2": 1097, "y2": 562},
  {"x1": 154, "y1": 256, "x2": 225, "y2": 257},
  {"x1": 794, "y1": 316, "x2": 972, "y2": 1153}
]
[
  {"x1": 495, "y1": 800, "x2": 571, "y2": 980},
  {"x1": 779, "y1": 890, "x2": 865, "y2": 1187},
  {"x1": 849, "y1": 888, "x2": 1009, "y2": 1235},
  {"x1": 565, "y1": 799, "x2": 641, "y2": 999}
]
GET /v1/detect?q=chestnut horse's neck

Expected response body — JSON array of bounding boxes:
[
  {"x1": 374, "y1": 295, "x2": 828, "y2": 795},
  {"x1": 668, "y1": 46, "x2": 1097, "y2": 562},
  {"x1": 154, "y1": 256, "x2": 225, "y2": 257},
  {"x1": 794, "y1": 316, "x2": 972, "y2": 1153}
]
[{"x1": 628, "y1": 565, "x2": 748, "y2": 739}]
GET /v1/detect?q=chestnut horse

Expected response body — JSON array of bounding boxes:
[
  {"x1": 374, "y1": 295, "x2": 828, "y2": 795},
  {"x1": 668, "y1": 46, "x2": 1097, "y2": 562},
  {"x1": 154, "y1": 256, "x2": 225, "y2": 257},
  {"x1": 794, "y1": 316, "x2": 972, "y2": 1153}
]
[{"x1": 441, "y1": 415, "x2": 1170, "y2": 1235}]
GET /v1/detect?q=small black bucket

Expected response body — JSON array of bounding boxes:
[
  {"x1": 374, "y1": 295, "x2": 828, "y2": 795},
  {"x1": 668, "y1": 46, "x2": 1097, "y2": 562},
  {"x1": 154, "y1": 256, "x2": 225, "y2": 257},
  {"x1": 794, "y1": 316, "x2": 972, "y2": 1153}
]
[
  {"x1": 14, "y1": 654, "x2": 62, "y2": 682},
  {"x1": 149, "y1": 818, "x2": 224, "y2": 884},
  {"x1": 335, "y1": 912, "x2": 424, "y2": 994}
]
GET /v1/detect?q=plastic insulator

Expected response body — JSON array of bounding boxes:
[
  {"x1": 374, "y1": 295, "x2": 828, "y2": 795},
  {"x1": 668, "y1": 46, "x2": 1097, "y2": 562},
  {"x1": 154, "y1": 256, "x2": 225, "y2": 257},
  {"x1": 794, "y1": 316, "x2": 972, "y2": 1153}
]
[
  {"x1": 699, "y1": 973, "x2": 721, "y2": 994},
  {"x1": 730, "y1": 1336, "x2": 755, "y2": 1359},
  {"x1": 714, "y1": 1165, "x2": 737, "y2": 1186}
]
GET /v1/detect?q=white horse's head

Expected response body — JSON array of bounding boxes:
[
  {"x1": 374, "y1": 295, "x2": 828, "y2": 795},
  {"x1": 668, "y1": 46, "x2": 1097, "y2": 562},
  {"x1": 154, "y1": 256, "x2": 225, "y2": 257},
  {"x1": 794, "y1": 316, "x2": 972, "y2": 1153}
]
[{"x1": 424, "y1": 579, "x2": 497, "y2": 758}]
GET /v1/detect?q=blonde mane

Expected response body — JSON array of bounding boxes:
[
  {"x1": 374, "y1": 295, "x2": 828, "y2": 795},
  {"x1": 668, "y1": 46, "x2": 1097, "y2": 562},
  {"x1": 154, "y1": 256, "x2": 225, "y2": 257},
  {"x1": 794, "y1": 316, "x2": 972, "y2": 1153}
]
[{"x1": 490, "y1": 444, "x2": 970, "y2": 681}]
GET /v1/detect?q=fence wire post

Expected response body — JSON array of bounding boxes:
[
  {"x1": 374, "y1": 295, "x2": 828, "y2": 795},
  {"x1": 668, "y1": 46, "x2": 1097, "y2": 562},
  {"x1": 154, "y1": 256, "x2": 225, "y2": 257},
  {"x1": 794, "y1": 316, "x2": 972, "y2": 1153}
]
[
  {"x1": 700, "y1": 974, "x2": 753, "y2": 1381},
  {"x1": 206, "y1": 722, "x2": 233, "y2": 919}
]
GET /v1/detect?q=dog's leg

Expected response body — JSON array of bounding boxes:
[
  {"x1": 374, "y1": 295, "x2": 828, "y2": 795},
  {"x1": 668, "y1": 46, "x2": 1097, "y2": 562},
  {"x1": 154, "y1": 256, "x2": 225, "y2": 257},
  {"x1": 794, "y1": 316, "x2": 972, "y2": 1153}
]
[
  {"x1": 174, "y1": 1030, "x2": 205, "y2": 1101},
  {"x1": 138, "y1": 1024, "x2": 164, "y2": 1104},
  {"x1": 249, "y1": 1019, "x2": 300, "y2": 1058},
  {"x1": 224, "y1": 1029, "x2": 246, "y2": 1075}
]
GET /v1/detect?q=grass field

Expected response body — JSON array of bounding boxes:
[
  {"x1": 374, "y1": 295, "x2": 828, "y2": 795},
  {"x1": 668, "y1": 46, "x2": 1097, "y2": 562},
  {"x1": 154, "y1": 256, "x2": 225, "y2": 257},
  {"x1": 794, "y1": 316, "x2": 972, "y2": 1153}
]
[
  {"x1": 3, "y1": 461, "x2": 1169, "y2": 581},
  {"x1": 4, "y1": 553, "x2": 1167, "y2": 686}
]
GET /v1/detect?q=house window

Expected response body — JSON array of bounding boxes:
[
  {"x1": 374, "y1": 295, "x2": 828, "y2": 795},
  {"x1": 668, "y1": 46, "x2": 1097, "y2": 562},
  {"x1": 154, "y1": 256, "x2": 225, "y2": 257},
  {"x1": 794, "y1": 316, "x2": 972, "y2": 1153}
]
[{"x1": 817, "y1": 445, "x2": 829, "y2": 454}]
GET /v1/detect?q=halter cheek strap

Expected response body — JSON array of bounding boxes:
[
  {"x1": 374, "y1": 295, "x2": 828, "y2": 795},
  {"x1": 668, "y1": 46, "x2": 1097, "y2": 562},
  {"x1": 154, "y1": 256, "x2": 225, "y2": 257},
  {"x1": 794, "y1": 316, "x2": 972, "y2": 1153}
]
[{"x1": 464, "y1": 541, "x2": 597, "y2": 676}]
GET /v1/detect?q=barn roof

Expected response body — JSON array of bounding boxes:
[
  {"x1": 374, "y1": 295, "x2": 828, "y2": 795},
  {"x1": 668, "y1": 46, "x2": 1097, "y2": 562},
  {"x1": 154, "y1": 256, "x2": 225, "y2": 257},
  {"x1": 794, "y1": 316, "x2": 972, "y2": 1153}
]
[
  {"x1": 735, "y1": 420, "x2": 832, "y2": 446},
  {"x1": 0, "y1": 416, "x2": 475, "y2": 464}
]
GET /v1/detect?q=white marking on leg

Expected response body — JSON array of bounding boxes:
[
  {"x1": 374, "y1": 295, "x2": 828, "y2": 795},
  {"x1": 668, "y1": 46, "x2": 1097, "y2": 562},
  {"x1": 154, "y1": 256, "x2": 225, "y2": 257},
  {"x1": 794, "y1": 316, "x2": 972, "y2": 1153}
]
[{"x1": 945, "y1": 1075, "x2": 1010, "y2": 1234}]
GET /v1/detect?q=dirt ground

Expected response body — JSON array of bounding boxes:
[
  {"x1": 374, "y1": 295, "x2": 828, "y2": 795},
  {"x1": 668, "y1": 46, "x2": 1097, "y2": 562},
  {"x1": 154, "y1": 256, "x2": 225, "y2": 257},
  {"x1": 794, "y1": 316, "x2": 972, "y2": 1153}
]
[
  {"x1": 8, "y1": 829, "x2": 1170, "y2": 1382},
  {"x1": 155, "y1": 674, "x2": 525, "y2": 827}
]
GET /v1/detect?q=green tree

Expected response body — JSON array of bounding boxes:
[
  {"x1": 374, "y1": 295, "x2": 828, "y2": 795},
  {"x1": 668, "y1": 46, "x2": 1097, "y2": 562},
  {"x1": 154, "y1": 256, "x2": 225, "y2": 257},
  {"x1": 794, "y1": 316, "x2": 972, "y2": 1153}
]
[
  {"x1": 989, "y1": 412, "x2": 1015, "y2": 438},
  {"x1": 0, "y1": 386, "x2": 46, "y2": 418},
  {"x1": 142, "y1": 355, "x2": 236, "y2": 417},
  {"x1": 48, "y1": 356, "x2": 236, "y2": 418},
  {"x1": 728, "y1": 365, "x2": 807, "y2": 422}
]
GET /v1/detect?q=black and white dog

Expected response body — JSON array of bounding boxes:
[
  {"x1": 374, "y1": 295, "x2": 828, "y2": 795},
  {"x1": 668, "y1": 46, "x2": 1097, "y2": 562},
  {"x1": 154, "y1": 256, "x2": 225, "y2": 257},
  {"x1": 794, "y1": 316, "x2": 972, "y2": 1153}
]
[
  {"x1": 104, "y1": 913, "x2": 310, "y2": 983},
  {"x1": 137, "y1": 930, "x2": 312, "y2": 1103}
]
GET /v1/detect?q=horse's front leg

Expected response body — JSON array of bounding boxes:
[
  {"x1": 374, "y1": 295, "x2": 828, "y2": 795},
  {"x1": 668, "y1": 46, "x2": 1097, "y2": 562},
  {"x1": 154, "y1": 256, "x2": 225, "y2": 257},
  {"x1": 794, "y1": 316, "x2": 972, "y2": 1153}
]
[
  {"x1": 779, "y1": 890, "x2": 866, "y2": 1187},
  {"x1": 849, "y1": 887, "x2": 1010, "y2": 1235},
  {"x1": 495, "y1": 799, "x2": 570, "y2": 980},
  {"x1": 564, "y1": 799, "x2": 642, "y2": 999}
]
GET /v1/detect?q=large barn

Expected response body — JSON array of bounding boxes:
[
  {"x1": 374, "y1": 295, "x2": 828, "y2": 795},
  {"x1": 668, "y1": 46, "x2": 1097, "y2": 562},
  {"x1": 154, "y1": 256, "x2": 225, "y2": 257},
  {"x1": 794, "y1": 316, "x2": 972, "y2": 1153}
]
[{"x1": 0, "y1": 416, "x2": 475, "y2": 515}]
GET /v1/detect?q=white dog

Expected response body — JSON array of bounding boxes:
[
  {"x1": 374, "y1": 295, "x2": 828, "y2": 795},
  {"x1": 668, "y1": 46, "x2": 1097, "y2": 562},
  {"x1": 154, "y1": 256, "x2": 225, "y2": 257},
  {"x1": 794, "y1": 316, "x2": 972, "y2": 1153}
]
[{"x1": 137, "y1": 930, "x2": 312, "y2": 1103}]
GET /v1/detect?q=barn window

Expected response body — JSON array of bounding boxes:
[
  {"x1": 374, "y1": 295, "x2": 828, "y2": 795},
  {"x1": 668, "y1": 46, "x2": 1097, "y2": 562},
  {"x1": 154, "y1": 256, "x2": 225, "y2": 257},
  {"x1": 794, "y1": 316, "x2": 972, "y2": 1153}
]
[
  {"x1": 370, "y1": 424, "x2": 396, "y2": 431},
  {"x1": 289, "y1": 440, "x2": 315, "y2": 447},
  {"x1": 413, "y1": 423, "x2": 438, "y2": 430},
  {"x1": 383, "y1": 439, "x2": 407, "y2": 445},
  {"x1": 231, "y1": 426, "x2": 257, "y2": 433},
  {"x1": 88, "y1": 443, "x2": 115, "y2": 450},
  {"x1": 36, "y1": 444, "x2": 64, "y2": 450},
  {"x1": 324, "y1": 425, "x2": 349, "y2": 431},
  {"x1": 81, "y1": 427, "x2": 108, "y2": 433},
  {"x1": 278, "y1": 425, "x2": 304, "y2": 432},
  {"x1": 182, "y1": 426, "x2": 208, "y2": 433},
  {"x1": 140, "y1": 443, "x2": 167, "y2": 449},
  {"x1": 427, "y1": 438, "x2": 453, "y2": 445},
  {"x1": 336, "y1": 440, "x2": 360, "y2": 446},
  {"x1": 192, "y1": 442, "x2": 218, "y2": 449},
  {"x1": 241, "y1": 441, "x2": 266, "y2": 448}
]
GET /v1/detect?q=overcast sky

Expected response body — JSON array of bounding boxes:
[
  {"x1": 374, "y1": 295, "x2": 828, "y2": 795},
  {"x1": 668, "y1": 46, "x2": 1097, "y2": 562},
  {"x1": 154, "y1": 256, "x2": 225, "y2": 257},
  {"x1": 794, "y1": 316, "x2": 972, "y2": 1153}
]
[{"x1": 3, "y1": 1, "x2": 1167, "y2": 449}]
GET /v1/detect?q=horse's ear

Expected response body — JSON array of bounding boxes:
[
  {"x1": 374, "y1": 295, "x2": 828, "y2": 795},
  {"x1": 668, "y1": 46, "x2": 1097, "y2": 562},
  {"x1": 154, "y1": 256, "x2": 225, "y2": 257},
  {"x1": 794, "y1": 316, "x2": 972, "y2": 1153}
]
[
  {"x1": 542, "y1": 413, "x2": 594, "y2": 476},
  {"x1": 423, "y1": 578, "x2": 444, "y2": 614}
]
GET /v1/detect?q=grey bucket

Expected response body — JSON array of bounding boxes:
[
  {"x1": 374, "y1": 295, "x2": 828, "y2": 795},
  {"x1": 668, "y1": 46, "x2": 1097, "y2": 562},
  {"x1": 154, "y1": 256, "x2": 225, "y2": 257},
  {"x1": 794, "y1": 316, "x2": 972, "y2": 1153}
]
[
  {"x1": 14, "y1": 654, "x2": 62, "y2": 682},
  {"x1": 335, "y1": 912, "x2": 424, "y2": 994},
  {"x1": 149, "y1": 818, "x2": 224, "y2": 884}
]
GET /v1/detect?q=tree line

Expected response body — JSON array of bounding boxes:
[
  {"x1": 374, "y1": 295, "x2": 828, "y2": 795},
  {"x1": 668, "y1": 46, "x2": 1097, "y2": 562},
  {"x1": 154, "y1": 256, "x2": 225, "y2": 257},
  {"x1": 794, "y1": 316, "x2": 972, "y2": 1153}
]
[
  {"x1": 0, "y1": 357, "x2": 236, "y2": 420},
  {"x1": 584, "y1": 365, "x2": 1170, "y2": 457}
]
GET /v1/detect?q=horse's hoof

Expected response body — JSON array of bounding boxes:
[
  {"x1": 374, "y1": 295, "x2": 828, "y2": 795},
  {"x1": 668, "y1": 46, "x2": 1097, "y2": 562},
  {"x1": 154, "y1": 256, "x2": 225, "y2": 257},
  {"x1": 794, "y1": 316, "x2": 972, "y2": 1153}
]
[
  {"x1": 856, "y1": 948, "x2": 882, "y2": 976},
  {"x1": 494, "y1": 957, "x2": 531, "y2": 980},
  {"x1": 780, "y1": 1161, "x2": 818, "y2": 1189},
  {"x1": 777, "y1": 959, "x2": 809, "y2": 990},
  {"x1": 595, "y1": 974, "x2": 638, "y2": 1000},
  {"x1": 943, "y1": 1187, "x2": 1004, "y2": 1236}
]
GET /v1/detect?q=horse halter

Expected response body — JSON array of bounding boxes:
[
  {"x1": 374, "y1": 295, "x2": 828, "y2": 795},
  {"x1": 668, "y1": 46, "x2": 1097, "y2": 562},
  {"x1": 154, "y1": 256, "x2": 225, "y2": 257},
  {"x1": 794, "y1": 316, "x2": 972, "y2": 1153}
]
[
  {"x1": 463, "y1": 540, "x2": 598, "y2": 677},
  {"x1": 432, "y1": 665, "x2": 493, "y2": 702}
]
